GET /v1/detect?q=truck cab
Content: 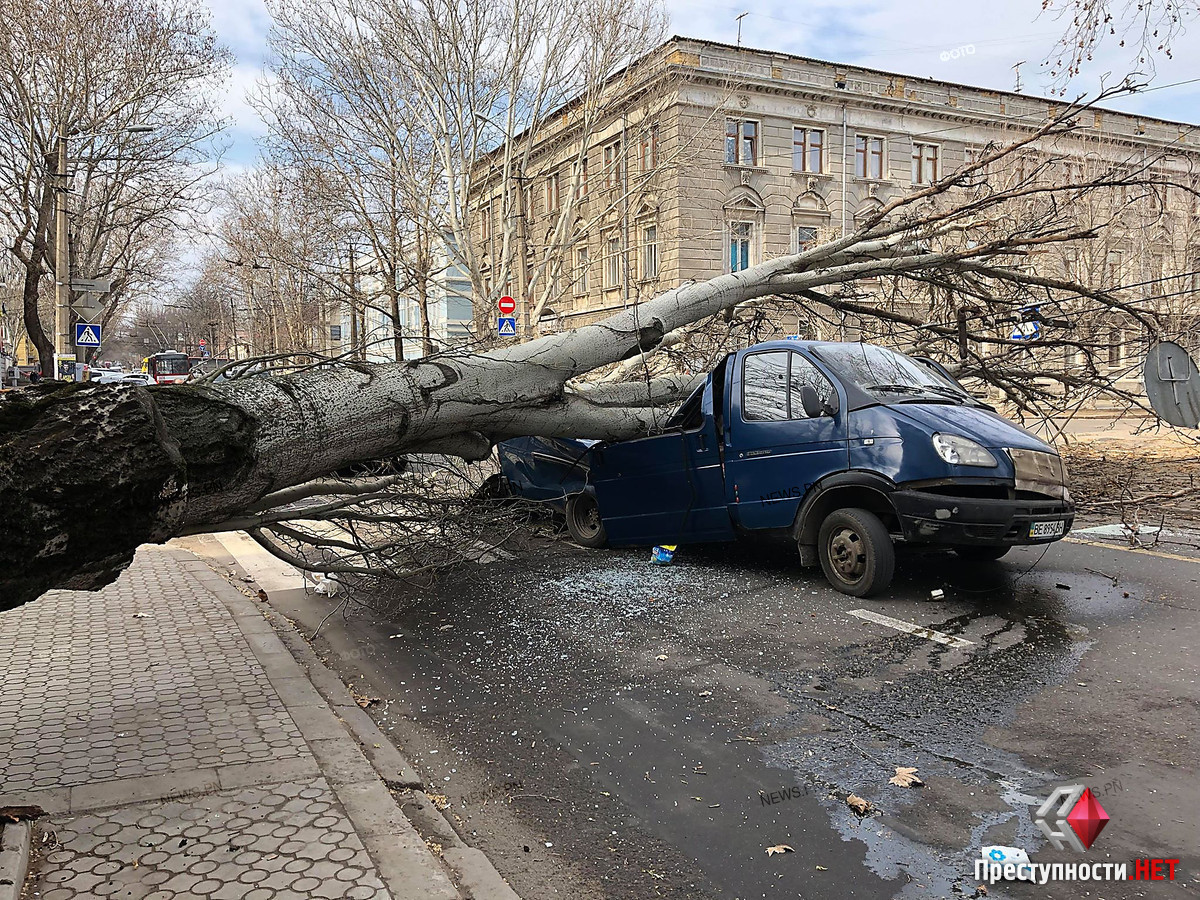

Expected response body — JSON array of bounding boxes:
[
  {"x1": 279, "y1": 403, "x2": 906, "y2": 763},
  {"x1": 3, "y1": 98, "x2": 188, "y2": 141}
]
[{"x1": 501, "y1": 340, "x2": 1074, "y2": 597}]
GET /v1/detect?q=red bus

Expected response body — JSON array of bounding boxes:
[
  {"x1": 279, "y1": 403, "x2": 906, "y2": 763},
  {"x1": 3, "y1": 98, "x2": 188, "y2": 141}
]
[{"x1": 143, "y1": 351, "x2": 192, "y2": 384}]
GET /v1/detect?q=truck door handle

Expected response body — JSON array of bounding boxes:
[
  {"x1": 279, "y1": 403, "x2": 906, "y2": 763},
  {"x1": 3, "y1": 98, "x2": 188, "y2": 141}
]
[{"x1": 698, "y1": 432, "x2": 707, "y2": 451}]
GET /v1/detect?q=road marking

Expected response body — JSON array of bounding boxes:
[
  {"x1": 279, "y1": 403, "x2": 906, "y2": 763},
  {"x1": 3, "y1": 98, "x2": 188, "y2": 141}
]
[
  {"x1": 846, "y1": 609, "x2": 974, "y2": 648},
  {"x1": 1064, "y1": 536, "x2": 1200, "y2": 564}
]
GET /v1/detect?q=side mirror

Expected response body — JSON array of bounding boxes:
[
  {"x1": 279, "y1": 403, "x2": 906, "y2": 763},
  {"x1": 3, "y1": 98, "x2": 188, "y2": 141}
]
[
  {"x1": 823, "y1": 391, "x2": 839, "y2": 417},
  {"x1": 800, "y1": 384, "x2": 824, "y2": 418}
]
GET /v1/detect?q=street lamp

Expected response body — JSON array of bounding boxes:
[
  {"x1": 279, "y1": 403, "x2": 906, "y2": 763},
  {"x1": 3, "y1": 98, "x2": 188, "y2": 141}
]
[{"x1": 53, "y1": 123, "x2": 156, "y2": 377}]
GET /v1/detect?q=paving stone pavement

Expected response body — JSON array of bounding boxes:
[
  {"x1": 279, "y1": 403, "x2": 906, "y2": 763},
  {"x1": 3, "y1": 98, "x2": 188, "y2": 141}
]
[
  {"x1": 0, "y1": 546, "x2": 472, "y2": 900},
  {"x1": 34, "y1": 779, "x2": 387, "y2": 900},
  {"x1": 0, "y1": 550, "x2": 302, "y2": 793}
]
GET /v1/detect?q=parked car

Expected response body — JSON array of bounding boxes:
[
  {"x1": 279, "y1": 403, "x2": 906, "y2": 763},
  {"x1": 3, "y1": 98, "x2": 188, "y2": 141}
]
[
  {"x1": 118, "y1": 373, "x2": 155, "y2": 386},
  {"x1": 498, "y1": 340, "x2": 1074, "y2": 597},
  {"x1": 88, "y1": 368, "x2": 130, "y2": 384}
]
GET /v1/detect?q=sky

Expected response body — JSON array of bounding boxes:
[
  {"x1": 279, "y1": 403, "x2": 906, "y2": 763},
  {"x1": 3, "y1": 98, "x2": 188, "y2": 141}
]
[{"x1": 207, "y1": 0, "x2": 1200, "y2": 169}]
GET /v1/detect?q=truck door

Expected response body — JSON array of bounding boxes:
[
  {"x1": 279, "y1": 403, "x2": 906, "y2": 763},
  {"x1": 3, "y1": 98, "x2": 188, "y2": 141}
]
[
  {"x1": 591, "y1": 376, "x2": 735, "y2": 546},
  {"x1": 725, "y1": 349, "x2": 848, "y2": 530},
  {"x1": 590, "y1": 432, "x2": 694, "y2": 546}
]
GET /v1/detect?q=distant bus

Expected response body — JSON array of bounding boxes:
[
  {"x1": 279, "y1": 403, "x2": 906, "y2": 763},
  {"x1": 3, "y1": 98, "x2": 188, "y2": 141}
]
[{"x1": 143, "y1": 351, "x2": 192, "y2": 384}]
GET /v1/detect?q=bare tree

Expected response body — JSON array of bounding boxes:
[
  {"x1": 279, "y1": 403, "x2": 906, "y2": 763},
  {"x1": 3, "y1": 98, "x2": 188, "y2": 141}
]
[
  {"x1": 0, "y1": 0, "x2": 229, "y2": 374},
  {"x1": 4, "y1": 93, "x2": 1194, "y2": 611},
  {"x1": 1043, "y1": 0, "x2": 1200, "y2": 84}
]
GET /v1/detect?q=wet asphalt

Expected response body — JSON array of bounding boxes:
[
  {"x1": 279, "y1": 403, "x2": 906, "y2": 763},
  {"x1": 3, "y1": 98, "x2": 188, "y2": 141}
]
[{"x1": 264, "y1": 532, "x2": 1200, "y2": 900}]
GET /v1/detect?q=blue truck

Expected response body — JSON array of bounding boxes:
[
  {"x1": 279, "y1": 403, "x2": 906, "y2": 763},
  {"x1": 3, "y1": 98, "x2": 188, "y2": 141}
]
[{"x1": 498, "y1": 340, "x2": 1073, "y2": 597}]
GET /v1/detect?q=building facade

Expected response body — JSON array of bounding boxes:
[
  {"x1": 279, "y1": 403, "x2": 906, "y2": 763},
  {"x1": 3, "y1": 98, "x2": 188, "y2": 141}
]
[
  {"x1": 324, "y1": 239, "x2": 474, "y2": 362},
  {"x1": 471, "y1": 36, "x2": 1200, "y2": 392}
]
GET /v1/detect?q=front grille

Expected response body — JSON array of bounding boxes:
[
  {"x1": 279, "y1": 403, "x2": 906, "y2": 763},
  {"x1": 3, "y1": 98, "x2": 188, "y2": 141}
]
[{"x1": 1009, "y1": 448, "x2": 1068, "y2": 500}]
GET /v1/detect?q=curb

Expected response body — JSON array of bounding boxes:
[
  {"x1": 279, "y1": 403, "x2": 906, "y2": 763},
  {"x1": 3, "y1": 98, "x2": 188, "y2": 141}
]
[
  {"x1": 175, "y1": 544, "x2": 522, "y2": 900},
  {"x1": 0, "y1": 822, "x2": 31, "y2": 900}
]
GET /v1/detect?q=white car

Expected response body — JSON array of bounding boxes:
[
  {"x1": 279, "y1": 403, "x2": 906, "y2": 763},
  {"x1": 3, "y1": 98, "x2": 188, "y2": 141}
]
[
  {"x1": 89, "y1": 369, "x2": 129, "y2": 384},
  {"x1": 118, "y1": 373, "x2": 155, "y2": 386}
]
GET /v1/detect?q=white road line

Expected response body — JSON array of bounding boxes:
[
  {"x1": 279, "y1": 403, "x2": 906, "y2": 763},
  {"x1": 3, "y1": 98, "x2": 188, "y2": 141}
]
[{"x1": 847, "y1": 608, "x2": 974, "y2": 648}]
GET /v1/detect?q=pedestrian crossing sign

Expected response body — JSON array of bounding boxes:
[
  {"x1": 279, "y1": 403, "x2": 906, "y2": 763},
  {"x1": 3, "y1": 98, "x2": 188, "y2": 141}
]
[
  {"x1": 498, "y1": 316, "x2": 517, "y2": 337},
  {"x1": 75, "y1": 323, "x2": 102, "y2": 347}
]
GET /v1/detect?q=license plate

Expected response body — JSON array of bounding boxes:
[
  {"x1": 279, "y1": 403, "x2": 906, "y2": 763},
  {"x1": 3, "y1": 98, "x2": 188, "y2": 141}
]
[{"x1": 1029, "y1": 520, "x2": 1066, "y2": 539}]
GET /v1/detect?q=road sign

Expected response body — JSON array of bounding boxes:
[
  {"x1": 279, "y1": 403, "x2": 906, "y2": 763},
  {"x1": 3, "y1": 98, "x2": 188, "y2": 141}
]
[
  {"x1": 75, "y1": 323, "x2": 102, "y2": 347},
  {"x1": 72, "y1": 292, "x2": 104, "y2": 318},
  {"x1": 70, "y1": 277, "x2": 111, "y2": 293},
  {"x1": 498, "y1": 295, "x2": 516, "y2": 316},
  {"x1": 1144, "y1": 341, "x2": 1200, "y2": 428},
  {"x1": 1011, "y1": 321, "x2": 1039, "y2": 341},
  {"x1": 198, "y1": 338, "x2": 207, "y2": 347},
  {"x1": 497, "y1": 317, "x2": 517, "y2": 337}
]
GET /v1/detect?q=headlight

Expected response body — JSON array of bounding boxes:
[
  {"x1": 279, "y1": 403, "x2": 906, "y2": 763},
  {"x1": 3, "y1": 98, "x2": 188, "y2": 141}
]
[{"x1": 932, "y1": 433, "x2": 998, "y2": 467}]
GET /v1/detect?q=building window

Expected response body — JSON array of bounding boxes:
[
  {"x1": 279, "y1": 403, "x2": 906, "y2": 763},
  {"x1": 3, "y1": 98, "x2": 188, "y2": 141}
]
[
  {"x1": 329, "y1": 325, "x2": 342, "y2": 341},
  {"x1": 1106, "y1": 249, "x2": 1124, "y2": 286},
  {"x1": 729, "y1": 221, "x2": 753, "y2": 272},
  {"x1": 792, "y1": 127, "x2": 824, "y2": 173},
  {"x1": 604, "y1": 233, "x2": 621, "y2": 288},
  {"x1": 545, "y1": 173, "x2": 560, "y2": 211},
  {"x1": 604, "y1": 140, "x2": 621, "y2": 189},
  {"x1": 640, "y1": 126, "x2": 659, "y2": 172},
  {"x1": 574, "y1": 247, "x2": 589, "y2": 294},
  {"x1": 641, "y1": 225, "x2": 659, "y2": 280},
  {"x1": 1107, "y1": 328, "x2": 1124, "y2": 367},
  {"x1": 795, "y1": 225, "x2": 818, "y2": 252},
  {"x1": 912, "y1": 142, "x2": 939, "y2": 184},
  {"x1": 725, "y1": 118, "x2": 759, "y2": 167},
  {"x1": 480, "y1": 203, "x2": 491, "y2": 242},
  {"x1": 855, "y1": 135, "x2": 885, "y2": 179}
]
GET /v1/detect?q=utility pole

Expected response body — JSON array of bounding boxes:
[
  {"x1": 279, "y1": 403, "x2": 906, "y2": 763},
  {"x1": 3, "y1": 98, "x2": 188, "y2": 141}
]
[
  {"x1": 735, "y1": 12, "x2": 748, "y2": 48},
  {"x1": 53, "y1": 129, "x2": 71, "y2": 377}
]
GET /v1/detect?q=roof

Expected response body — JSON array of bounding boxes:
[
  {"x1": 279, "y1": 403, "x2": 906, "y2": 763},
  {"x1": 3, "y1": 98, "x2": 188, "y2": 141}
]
[{"x1": 668, "y1": 35, "x2": 1200, "y2": 133}]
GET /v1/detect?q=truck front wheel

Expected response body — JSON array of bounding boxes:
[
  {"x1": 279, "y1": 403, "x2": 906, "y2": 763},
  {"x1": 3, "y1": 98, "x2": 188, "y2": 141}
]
[
  {"x1": 566, "y1": 493, "x2": 607, "y2": 548},
  {"x1": 817, "y1": 507, "x2": 895, "y2": 598}
]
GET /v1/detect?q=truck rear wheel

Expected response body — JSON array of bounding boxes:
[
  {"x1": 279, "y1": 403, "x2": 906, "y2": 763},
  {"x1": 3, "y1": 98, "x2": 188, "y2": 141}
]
[
  {"x1": 818, "y1": 507, "x2": 895, "y2": 598},
  {"x1": 566, "y1": 493, "x2": 607, "y2": 548}
]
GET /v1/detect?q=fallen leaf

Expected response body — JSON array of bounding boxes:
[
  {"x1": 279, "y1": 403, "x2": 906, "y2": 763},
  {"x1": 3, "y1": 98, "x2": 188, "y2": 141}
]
[
  {"x1": 655, "y1": 654, "x2": 669, "y2": 661},
  {"x1": 256, "y1": 589, "x2": 269, "y2": 602},
  {"x1": 974, "y1": 886, "x2": 988, "y2": 897},
  {"x1": 765, "y1": 844, "x2": 795, "y2": 856},
  {"x1": 698, "y1": 690, "x2": 712, "y2": 697},
  {"x1": 816, "y1": 865, "x2": 828, "y2": 871},
  {"x1": 354, "y1": 694, "x2": 383, "y2": 709},
  {"x1": 889, "y1": 766, "x2": 924, "y2": 788},
  {"x1": 438, "y1": 624, "x2": 454, "y2": 631},
  {"x1": 846, "y1": 794, "x2": 871, "y2": 815}
]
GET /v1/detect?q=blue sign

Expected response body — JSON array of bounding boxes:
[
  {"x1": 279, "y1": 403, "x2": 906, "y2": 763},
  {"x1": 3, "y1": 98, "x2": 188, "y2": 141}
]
[
  {"x1": 75, "y1": 323, "x2": 102, "y2": 347},
  {"x1": 1011, "y1": 321, "x2": 1040, "y2": 341},
  {"x1": 498, "y1": 316, "x2": 517, "y2": 337}
]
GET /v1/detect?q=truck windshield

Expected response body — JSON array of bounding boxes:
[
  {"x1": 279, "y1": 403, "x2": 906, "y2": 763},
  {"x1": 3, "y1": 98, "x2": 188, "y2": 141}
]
[{"x1": 813, "y1": 344, "x2": 971, "y2": 403}]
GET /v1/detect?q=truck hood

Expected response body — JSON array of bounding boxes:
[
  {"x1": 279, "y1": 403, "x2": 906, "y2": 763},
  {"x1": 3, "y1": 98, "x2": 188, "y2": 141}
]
[{"x1": 884, "y1": 403, "x2": 1055, "y2": 453}]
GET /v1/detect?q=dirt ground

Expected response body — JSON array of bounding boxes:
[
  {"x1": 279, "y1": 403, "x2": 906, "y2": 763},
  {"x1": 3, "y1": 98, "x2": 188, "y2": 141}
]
[{"x1": 1059, "y1": 417, "x2": 1200, "y2": 530}]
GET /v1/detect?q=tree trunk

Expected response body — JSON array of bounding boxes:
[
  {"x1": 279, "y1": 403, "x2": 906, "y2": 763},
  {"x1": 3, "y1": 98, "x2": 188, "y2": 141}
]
[{"x1": 0, "y1": 260, "x2": 789, "y2": 611}]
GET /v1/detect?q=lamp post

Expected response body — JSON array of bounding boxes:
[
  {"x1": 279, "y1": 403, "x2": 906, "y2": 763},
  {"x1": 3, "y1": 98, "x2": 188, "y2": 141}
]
[{"x1": 52, "y1": 123, "x2": 155, "y2": 377}]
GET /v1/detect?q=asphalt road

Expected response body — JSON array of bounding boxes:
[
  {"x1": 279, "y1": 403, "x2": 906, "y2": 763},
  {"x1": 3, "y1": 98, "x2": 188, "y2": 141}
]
[{"x1": 261, "y1": 532, "x2": 1200, "y2": 900}]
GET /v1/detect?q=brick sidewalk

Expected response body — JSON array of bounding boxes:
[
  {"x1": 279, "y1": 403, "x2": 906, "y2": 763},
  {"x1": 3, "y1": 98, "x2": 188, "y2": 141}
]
[{"x1": 0, "y1": 546, "x2": 489, "y2": 900}]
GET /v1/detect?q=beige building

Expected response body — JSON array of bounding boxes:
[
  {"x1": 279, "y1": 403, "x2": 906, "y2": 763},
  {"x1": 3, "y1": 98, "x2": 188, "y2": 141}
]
[{"x1": 472, "y1": 35, "x2": 1200, "y2": 390}]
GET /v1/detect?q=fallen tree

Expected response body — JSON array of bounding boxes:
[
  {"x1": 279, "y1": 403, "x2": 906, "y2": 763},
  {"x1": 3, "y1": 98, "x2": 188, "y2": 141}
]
[{"x1": 3, "y1": 94, "x2": 1194, "y2": 610}]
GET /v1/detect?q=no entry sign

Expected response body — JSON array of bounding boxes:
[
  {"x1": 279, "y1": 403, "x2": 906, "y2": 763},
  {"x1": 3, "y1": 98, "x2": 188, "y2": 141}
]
[{"x1": 498, "y1": 295, "x2": 516, "y2": 316}]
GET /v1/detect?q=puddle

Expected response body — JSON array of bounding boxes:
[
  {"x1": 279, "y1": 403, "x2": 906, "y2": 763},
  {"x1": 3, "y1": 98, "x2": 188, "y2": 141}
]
[{"x1": 760, "y1": 612, "x2": 1090, "y2": 898}]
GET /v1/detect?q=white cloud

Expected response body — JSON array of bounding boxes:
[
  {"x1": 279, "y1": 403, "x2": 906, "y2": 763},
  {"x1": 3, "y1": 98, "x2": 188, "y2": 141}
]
[{"x1": 663, "y1": 0, "x2": 1200, "y2": 120}]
